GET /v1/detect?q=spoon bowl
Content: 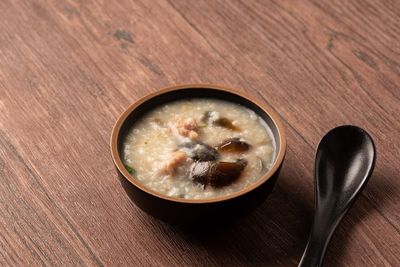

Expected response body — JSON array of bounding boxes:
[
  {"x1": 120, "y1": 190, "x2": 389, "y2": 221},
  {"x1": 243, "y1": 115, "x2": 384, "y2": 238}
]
[
  {"x1": 316, "y1": 125, "x2": 376, "y2": 214},
  {"x1": 299, "y1": 125, "x2": 376, "y2": 267}
]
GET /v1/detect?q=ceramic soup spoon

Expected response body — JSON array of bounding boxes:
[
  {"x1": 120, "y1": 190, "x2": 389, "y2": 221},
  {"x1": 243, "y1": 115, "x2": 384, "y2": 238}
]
[{"x1": 299, "y1": 125, "x2": 376, "y2": 267}]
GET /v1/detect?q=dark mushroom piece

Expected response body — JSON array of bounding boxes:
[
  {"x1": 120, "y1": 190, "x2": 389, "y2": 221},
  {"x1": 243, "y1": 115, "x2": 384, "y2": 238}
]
[
  {"x1": 216, "y1": 137, "x2": 251, "y2": 153},
  {"x1": 190, "y1": 158, "x2": 248, "y2": 188},
  {"x1": 201, "y1": 111, "x2": 240, "y2": 131},
  {"x1": 179, "y1": 142, "x2": 219, "y2": 161},
  {"x1": 213, "y1": 118, "x2": 240, "y2": 131}
]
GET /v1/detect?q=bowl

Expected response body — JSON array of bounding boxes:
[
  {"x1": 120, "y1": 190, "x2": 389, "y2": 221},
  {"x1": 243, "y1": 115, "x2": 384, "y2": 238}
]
[{"x1": 110, "y1": 84, "x2": 286, "y2": 224}]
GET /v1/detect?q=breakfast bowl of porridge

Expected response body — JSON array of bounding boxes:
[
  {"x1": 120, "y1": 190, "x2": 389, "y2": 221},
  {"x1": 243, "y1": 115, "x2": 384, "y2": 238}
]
[{"x1": 110, "y1": 84, "x2": 286, "y2": 224}]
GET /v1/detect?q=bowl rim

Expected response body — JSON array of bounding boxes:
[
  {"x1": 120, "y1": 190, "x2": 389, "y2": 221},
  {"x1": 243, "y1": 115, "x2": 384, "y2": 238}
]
[{"x1": 110, "y1": 84, "x2": 286, "y2": 204}]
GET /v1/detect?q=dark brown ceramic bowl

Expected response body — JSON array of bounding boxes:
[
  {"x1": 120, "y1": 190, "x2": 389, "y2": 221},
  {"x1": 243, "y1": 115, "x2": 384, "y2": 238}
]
[{"x1": 111, "y1": 84, "x2": 286, "y2": 224}]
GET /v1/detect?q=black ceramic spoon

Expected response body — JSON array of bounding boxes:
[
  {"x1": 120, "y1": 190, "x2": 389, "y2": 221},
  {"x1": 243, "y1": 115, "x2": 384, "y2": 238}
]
[{"x1": 298, "y1": 125, "x2": 376, "y2": 267}]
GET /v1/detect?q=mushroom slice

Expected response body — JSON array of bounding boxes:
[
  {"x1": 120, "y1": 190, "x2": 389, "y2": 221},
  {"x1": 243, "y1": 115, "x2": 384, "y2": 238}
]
[
  {"x1": 200, "y1": 111, "x2": 240, "y2": 131},
  {"x1": 179, "y1": 142, "x2": 219, "y2": 161},
  {"x1": 189, "y1": 161, "x2": 212, "y2": 186},
  {"x1": 213, "y1": 118, "x2": 240, "y2": 131},
  {"x1": 216, "y1": 137, "x2": 251, "y2": 153},
  {"x1": 190, "y1": 159, "x2": 248, "y2": 188}
]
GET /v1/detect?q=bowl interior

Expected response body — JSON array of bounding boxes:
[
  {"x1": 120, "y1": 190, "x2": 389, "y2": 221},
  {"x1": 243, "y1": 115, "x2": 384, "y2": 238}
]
[{"x1": 113, "y1": 86, "x2": 285, "y2": 202}]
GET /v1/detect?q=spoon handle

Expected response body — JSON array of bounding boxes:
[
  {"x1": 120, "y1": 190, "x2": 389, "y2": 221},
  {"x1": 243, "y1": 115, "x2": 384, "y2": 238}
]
[{"x1": 298, "y1": 213, "x2": 341, "y2": 267}]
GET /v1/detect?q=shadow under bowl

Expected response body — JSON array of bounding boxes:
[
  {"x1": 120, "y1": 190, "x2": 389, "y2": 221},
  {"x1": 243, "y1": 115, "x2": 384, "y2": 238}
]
[{"x1": 110, "y1": 84, "x2": 287, "y2": 224}]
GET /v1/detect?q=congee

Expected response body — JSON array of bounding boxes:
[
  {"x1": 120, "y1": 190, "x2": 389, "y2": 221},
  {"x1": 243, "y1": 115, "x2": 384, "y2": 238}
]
[{"x1": 122, "y1": 98, "x2": 275, "y2": 199}]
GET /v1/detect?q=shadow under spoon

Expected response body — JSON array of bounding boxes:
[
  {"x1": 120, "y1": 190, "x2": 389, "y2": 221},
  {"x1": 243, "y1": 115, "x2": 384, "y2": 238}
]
[{"x1": 298, "y1": 125, "x2": 376, "y2": 267}]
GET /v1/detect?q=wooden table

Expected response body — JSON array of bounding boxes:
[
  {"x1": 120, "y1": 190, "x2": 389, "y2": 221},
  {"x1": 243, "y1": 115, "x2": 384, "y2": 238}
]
[{"x1": 1, "y1": 0, "x2": 399, "y2": 266}]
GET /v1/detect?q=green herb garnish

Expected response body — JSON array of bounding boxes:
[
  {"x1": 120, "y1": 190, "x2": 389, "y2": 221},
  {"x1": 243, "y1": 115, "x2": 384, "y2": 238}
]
[
  {"x1": 198, "y1": 123, "x2": 207, "y2": 128},
  {"x1": 124, "y1": 164, "x2": 136, "y2": 175}
]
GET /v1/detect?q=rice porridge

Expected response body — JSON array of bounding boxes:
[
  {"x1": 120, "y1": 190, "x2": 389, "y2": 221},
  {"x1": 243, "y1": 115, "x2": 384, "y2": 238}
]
[{"x1": 122, "y1": 98, "x2": 275, "y2": 199}]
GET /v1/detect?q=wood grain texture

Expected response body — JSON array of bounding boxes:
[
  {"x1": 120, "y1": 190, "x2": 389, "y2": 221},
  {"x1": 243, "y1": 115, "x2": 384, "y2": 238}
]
[{"x1": 0, "y1": 0, "x2": 399, "y2": 266}]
